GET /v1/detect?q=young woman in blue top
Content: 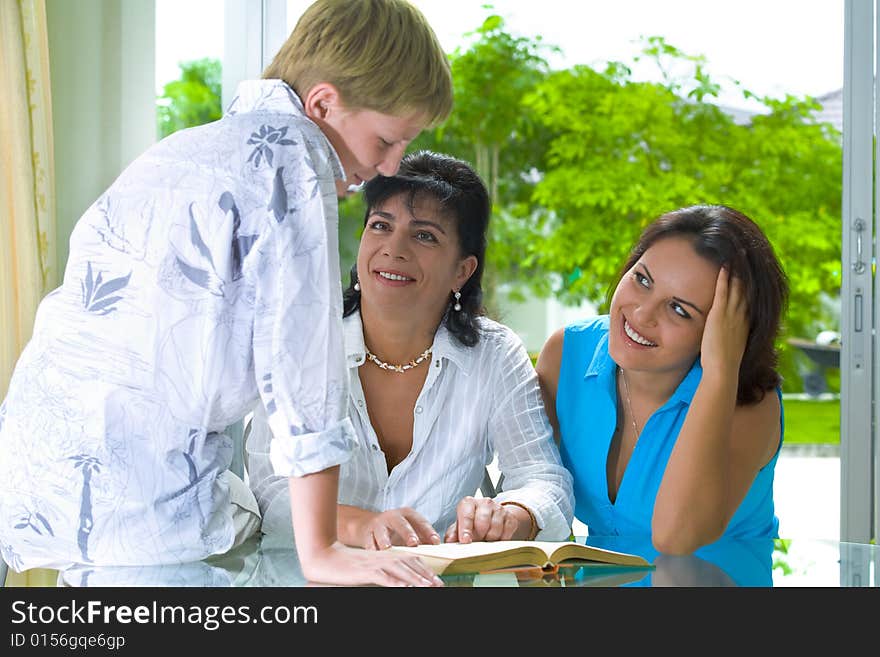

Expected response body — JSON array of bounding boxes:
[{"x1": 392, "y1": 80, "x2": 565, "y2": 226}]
[{"x1": 536, "y1": 205, "x2": 789, "y2": 555}]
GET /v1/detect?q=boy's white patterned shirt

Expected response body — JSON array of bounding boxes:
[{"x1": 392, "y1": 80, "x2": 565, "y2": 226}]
[{"x1": 0, "y1": 80, "x2": 356, "y2": 571}]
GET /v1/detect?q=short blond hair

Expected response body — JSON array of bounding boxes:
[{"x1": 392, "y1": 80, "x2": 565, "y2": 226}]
[{"x1": 263, "y1": 0, "x2": 453, "y2": 127}]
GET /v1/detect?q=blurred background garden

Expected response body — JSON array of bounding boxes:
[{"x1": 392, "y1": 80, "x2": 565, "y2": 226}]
[{"x1": 156, "y1": 4, "x2": 844, "y2": 447}]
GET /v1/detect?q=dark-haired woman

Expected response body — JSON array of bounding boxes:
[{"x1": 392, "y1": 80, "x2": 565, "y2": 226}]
[
  {"x1": 247, "y1": 150, "x2": 573, "y2": 548},
  {"x1": 537, "y1": 205, "x2": 789, "y2": 555}
]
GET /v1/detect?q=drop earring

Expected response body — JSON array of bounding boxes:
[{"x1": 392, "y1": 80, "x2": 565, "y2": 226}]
[
  {"x1": 354, "y1": 281, "x2": 360, "y2": 292},
  {"x1": 453, "y1": 290, "x2": 462, "y2": 312}
]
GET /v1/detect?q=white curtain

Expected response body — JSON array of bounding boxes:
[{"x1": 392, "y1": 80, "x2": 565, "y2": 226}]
[{"x1": 0, "y1": 0, "x2": 58, "y2": 587}]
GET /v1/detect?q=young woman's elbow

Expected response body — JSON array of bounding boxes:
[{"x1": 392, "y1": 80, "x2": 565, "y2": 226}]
[
  {"x1": 652, "y1": 531, "x2": 697, "y2": 556},
  {"x1": 651, "y1": 519, "x2": 725, "y2": 556}
]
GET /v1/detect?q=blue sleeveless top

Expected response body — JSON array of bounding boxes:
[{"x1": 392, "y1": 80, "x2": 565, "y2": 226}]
[{"x1": 557, "y1": 315, "x2": 782, "y2": 539}]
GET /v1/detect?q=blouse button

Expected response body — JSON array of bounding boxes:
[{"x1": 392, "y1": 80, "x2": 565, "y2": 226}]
[
  {"x1": 357, "y1": 399, "x2": 364, "y2": 408},
  {"x1": 372, "y1": 444, "x2": 379, "y2": 452},
  {"x1": 414, "y1": 406, "x2": 423, "y2": 414}
]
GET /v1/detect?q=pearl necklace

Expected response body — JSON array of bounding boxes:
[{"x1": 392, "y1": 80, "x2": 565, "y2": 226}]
[
  {"x1": 619, "y1": 367, "x2": 641, "y2": 444},
  {"x1": 365, "y1": 346, "x2": 432, "y2": 373}
]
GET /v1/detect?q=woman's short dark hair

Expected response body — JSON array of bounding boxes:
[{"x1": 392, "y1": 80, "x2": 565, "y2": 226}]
[
  {"x1": 343, "y1": 150, "x2": 490, "y2": 347},
  {"x1": 609, "y1": 204, "x2": 789, "y2": 404}
]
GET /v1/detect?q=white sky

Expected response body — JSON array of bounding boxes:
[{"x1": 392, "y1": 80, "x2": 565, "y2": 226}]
[{"x1": 157, "y1": 0, "x2": 845, "y2": 111}]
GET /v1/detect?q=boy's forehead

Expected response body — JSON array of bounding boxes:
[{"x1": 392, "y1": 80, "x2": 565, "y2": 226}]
[{"x1": 368, "y1": 108, "x2": 428, "y2": 139}]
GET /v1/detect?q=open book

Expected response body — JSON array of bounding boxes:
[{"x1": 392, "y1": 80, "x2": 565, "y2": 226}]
[{"x1": 389, "y1": 540, "x2": 652, "y2": 575}]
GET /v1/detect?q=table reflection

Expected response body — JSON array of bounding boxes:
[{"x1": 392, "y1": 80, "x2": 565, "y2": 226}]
[
  {"x1": 584, "y1": 535, "x2": 774, "y2": 586},
  {"x1": 57, "y1": 535, "x2": 878, "y2": 587}
]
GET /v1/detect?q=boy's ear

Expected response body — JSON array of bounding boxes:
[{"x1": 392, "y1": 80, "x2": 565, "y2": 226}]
[{"x1": 304, "y1": 82, "x2": 342, "y2": 121}]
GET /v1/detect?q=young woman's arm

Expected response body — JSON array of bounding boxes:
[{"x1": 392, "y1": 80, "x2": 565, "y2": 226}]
[
  {"x1": 652, "y1": 269, "x2": 781, "y2": 554},
  {"x1": 535, "y1": 327, "x2": 566, "y2": 446}
]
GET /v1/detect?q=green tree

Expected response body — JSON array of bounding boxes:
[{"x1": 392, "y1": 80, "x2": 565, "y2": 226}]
[
  {"x1": 414, "y1": 17, "x2": 842, "y2": 392},
  {"x1": 410, "y1": 13, "x2": 559, "y2": 314},
  {"x1": 337, "y1": 193, "x2": 368, "y2": 284},
  {"x1": 521, "y1": 43, "x2": 841, "y2": 388},
  {"x1": 156, "y1": 58, "x2": 223, "y2": 139},
  {"x1": 413, "y1": 13, "x2": 556, "y2": 206}
]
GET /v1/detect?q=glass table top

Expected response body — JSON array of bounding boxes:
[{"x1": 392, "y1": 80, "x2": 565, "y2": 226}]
[{"x1": 55, "y1": 534, "x2": 878, "y2": 587}]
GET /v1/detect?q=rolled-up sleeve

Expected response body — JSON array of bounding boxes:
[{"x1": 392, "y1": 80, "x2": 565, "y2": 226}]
[
  {"x1": 249, "y1": 155, "x2": 357, "y2": 478},
  {"x1": 490, "y1": 332, "x2": 575, "y2": 540}
]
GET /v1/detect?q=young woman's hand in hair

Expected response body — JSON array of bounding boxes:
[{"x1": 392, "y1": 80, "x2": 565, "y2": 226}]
[{"x1": 699, "y1": 267, "x2": 749, "y2": 378}]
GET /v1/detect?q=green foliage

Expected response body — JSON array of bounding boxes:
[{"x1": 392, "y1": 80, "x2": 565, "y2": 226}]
[
  {"x1": 152, "y1": 24, "x2": 845, "y2": 398},
  {"x1": 415, "y1": 14, "x2": 842, "y2": 393},
  {"x1": 338, "y1": 193, "x2": 367, "y2": 278},
  {"x1": 411, "y1": 13, "x2": 559, "y2": 316},
  {"x1": 772, "y1": 538, "x2": 793, "y2": 575},
  {"x1": 782, "y1": 398, "x2": 840, "y2": 444},
  {"x1": 412, "y1": 13, "x2": 557, "y2": 205},
  {"x1": 157, "y1": 58, "x2": 223, "y2": 139}
]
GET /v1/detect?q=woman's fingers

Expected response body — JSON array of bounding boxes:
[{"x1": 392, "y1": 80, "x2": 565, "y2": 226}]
[
  {"x1": 454, "y1": 497, "x2": 477, "y2": 543},
  {"x1": 466, "y1": 498, "x2": 511, "y2": 541},
  {"x1": 387, "y1": 514, "x2": 420, "y2": 547},
  {"x1": 715, "y1": 264, "x2": 730, "y2": 307},
  {"x1": 472, "y1": 499, "x2": 498, "y2": 539},
  {"x1": 482, "y1": 507, "x2": 508, "y2": 541},
  {"x1": 401, "y1": 508, "x2": 442, "y2": 545},
  {"x1": 366, "y1": 508, "x2": 441, "y2": 549}
]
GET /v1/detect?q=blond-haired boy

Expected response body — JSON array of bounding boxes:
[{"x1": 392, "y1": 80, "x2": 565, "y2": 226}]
[{"x1": 0, "y1": 0, "x2": 450, "y2": 587}]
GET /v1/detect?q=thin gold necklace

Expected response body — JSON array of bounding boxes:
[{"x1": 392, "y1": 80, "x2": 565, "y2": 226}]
[
  {"x1": 365, "y1": 346, "x2": 432, "y2": 373},
  {"x1": 619, "y1": 367, "x2": 641, "y2": 443}
]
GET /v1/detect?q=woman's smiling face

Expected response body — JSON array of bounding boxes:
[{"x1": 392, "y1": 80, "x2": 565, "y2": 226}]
[
  {"x1": 356, "y1": 192, "x2": 477, "y2": 321},
  {"x1": 608, "y1": 236, "x2": 720, "y2": 376}
]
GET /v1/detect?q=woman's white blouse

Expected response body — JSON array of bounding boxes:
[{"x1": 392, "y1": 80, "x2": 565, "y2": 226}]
[{"x1": 247, "y1": 312, "x2": 574, "y2": 541}]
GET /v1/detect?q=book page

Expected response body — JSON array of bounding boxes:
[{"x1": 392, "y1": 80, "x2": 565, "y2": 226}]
[
  {"x1": 390, "y1": 540, "x2": 546, "y2": 561},
  {"x1": 389, "y1": 540, "x2": 650, "y2": 573},
  {"x1": 547, "y1": 541, "x2": 651, "y2": 567}
]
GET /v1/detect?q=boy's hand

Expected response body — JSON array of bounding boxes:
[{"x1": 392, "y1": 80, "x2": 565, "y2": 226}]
[{"x1": 301, "y1": 542, "x2": 444, "y2": 587}]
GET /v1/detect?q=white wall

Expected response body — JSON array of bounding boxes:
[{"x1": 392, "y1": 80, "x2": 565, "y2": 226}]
[
  {"x1": 46, "y1": 0, "x2": 156, "y2": 277},
  {"x1": 495, "y1": 287, "x2": 596, "y2": 355}
]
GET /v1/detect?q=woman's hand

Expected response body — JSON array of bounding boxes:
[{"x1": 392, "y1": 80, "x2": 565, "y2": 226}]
[
  {"x1": 700, "y1": 267, "x2": 749, "y2": 377},
  {"x1": 359, "y1": 507, "x2": 441, "y2": 550},
  {"x1": 443, "y1": 496, "x2": 530, "y2": 543}
]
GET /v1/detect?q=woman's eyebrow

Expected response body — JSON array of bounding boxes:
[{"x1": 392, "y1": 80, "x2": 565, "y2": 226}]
[
  {"x1": 673, "y1": 296, "x2": 706, "y2": 316},
  {"x1": 410, "y1": 219, "x2": 447, "y2": 235},
  {"x1": 640, "y1": 263, "x2": 705, "y2": 315}
]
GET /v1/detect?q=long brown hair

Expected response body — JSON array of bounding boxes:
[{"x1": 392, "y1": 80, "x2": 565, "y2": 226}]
[{"x1": 610, "y1": 205, "x2": 789, "y2": 404}]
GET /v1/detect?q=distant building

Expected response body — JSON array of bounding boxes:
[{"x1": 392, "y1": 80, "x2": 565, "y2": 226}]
[
  {"x1": 720, "y1": 87, "x2": 843, "y2": 132},
  {"x1": 495, "y1": 286, "x2": 595, "y2": 356},
  {"x1": 814, "y1": 88, "x2": 843, "y2": 132}
]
